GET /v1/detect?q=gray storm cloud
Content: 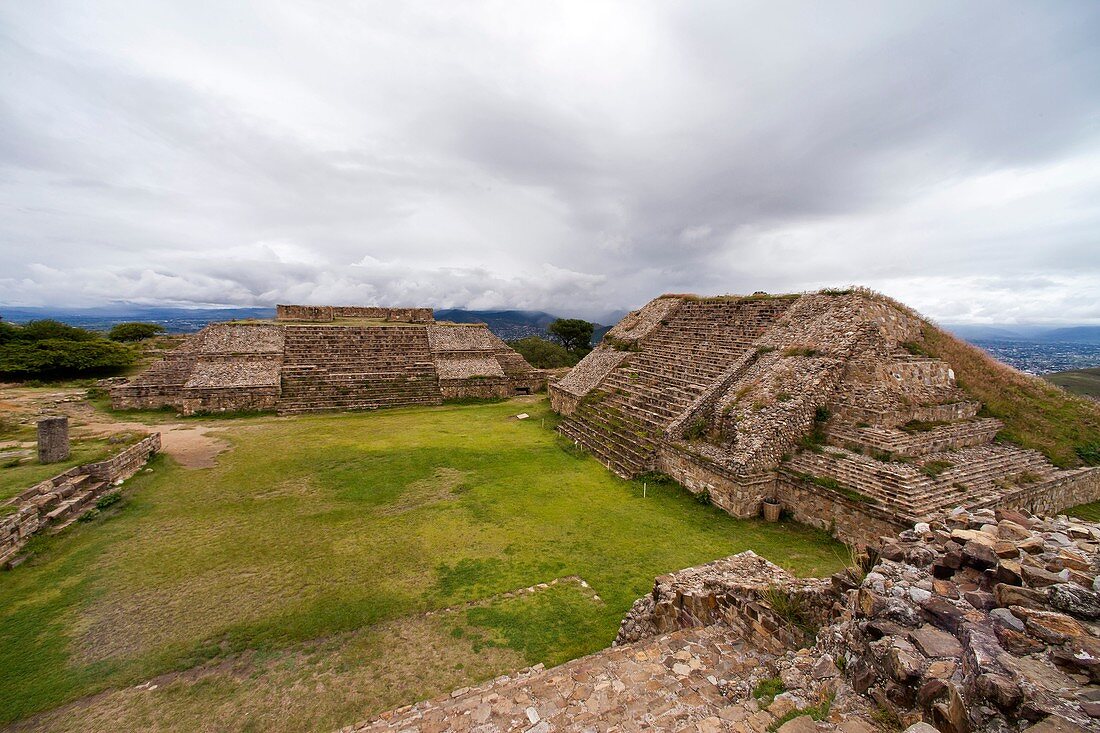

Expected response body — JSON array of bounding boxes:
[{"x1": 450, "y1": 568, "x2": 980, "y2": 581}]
[{"x1": 1, "y1": 0, "x2": 1098, "y2": 322}]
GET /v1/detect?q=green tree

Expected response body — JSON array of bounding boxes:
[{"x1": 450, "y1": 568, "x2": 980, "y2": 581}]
[
  {"x1": 507, "y1": 336, "x2": 578, "y2": 368},
  {"x1": 108, "y1": 322, "x2": 167, "y2": 342},
  {"x1": 547, "y1": 318, "x2": 594, "y2": 354},
  {"x1": 18, "y1": 319, "x2": 97, "y2": 342},
  {"x1": 0, "y1": 320, "x2": 136, "y2": 378}
]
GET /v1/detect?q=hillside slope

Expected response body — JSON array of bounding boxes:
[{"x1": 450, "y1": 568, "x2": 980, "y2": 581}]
[
  {"x1": 921, "y1": 324, "x2": 1100, "y2": 467},
  {"x1": 1044, "y1": 367, "x2": 1100, "y2": 399}
]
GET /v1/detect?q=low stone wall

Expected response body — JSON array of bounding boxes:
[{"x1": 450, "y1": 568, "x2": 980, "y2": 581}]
[
  {"x1": 548, "y1": 384, "x2": 581, "y2": 416},
  {"x1": 276, "y1": 304, "x2": 333, "y2": 322},
  {"x1": 333, "y1": 306, "x2": 434, "y2": 322},
  {"x1": 1, "y1": 434, "x2": 160, "y2": 568},
  {"x1": 776, "y1": 471, "x2": 909, "y2": 546},
  {"x1": 657, "y1": 446, "x2": 771, "y2": 517},
  {"x1": 179, "y1": 387, "x2": 280, "y2": 415},
  {"x1": 978, "y1": 466, "x2": 1100, "y2": 516},
  {"x1": 82, "y1": 434, "x2": 161, "y2": 482},
  {"x1": 438, "y1": 378, "x2": 513, "y2": 400},
  {"x1": 278, "y1": 305, "x2": 435, "y2": 323}
]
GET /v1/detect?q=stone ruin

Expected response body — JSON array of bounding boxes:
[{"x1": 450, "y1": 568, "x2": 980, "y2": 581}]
[
  {"x1": 36, "y1": 415, "x2": 70, "y2": 463},
  {"x1": 1, "y1": 434, "x2": 160, "y2": 569},
  {"x1": 342, "y1": 507, "x2": 1100, "y2": 732},
  {"x1": 110, "y1": 306, "x2": 544, "y2": 415},
  {"x1": 550, "y1": 291, "x2": 1100, "y2": 547}
]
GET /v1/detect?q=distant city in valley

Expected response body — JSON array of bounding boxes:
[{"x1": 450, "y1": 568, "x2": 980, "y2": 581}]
[{"x1": 1, "y1": 305, "x2": 1098, "y2": 375}]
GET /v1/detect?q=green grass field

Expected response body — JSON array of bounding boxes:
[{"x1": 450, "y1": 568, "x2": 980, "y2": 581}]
[
  {"x1": 1045, "y1": 367, "x2": 1100, "y2": 399},
  {"x1": 0, "y1": 397, "x2": 844, "y2": 732}
]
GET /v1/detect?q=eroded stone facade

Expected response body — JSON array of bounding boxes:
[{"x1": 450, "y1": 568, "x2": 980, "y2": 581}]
[{"x1": 551, "y1": 290, "x2": 1100, "y2": 546}]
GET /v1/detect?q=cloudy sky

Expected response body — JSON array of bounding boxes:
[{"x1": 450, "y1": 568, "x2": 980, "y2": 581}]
[{"x1": 1, "y1": 1, "x2": 1099, "y2": 323}]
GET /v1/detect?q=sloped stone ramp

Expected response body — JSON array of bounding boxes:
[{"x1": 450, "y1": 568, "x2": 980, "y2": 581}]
[{"x1": 342, "y1": 625, "x2": 780, "y2": 732}]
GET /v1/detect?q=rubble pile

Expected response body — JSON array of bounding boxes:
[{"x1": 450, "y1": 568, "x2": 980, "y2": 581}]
[{"x1": 765, "y1": 507, "x2": 1100, "y2": 732}]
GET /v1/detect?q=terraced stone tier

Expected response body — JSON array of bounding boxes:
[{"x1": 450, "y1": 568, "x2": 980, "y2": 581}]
[
  {"x1": 783, "y1": 442, "x2": 1060, "y2": 520},
  {"x1": 826, "y1": 418, "x2": 1003, "y2": 458},
  {"x1": 342, "y1": 625, "x2": 778, "y2": 733}
]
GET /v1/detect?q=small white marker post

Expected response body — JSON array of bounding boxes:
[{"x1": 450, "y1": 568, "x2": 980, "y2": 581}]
[{"x1": 643, "y1": 481, "x2": 647, "y2": 498}]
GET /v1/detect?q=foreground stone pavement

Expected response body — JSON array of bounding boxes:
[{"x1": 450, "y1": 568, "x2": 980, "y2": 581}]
[{"x1": 342, "y1": 625, "x2": 785, "y2": 733}]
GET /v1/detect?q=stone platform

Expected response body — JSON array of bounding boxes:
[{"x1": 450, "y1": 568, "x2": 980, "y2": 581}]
[
  {"x1": 342, "y1": 625, "x2": 784, "y2": 733},
  {"x1": 110, "y1": 307, "x2": 544, "y2": 415}
]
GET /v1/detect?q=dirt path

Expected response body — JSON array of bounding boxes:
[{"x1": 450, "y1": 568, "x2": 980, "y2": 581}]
[
  {"x1": 76, "y1": 421, "x2": 230, "y2": 469},
  {"x1": 0, "y1": 386, "x2": 232, "y2": 469}
]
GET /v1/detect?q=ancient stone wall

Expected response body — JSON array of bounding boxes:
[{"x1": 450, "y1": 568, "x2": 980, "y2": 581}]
[
  {"x1": 81, "y1": 434, "x2": 162, "y2": 482},
  {"x1": 657, "y1": 446, "x2": 773, "y2": 517},
  {"x1": 276, "y1": 304, "x2": 333, "y2": 322},
  {"x1": 276, "y1": 305, "x2": 434, "y2": 322},
  {"x1": 775, "y1": 471, "x2": 909, "y2": 547},
  {"x1": 1, "y1": 434, "x2": 160, "y2": 568},
  {"x1": 333, "y1": 306, "x2": 434, "y2": 322}
]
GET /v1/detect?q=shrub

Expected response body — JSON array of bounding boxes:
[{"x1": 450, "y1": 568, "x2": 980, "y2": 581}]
[
  {"x1": 781, "y1": 346, "x2": 820, "y2": 357},
  {"x1": 1077, "y1": 444, "x2": 1100, "y2": 466},
  {"x1": 767, "y1": 692, "x2": 835, "y2": 732},
  {"x1": 78, "y1": 509, "x2": 100, "y2": 523},
  {"x1": 752, "y1": 677, "x2": 785, "y2": 707},
  {"x1": 108, "y1": 322, "x2": 166, "y2": 342},
  {"x1": 603, "y1": 336, "x2": 641, "y2": 352},
  {"x1": 0, "y1": 320, "x2": 136, "y2": 379},
  {"x1": 684, "y1": 417, "x2": 709, "y2": 441},
  {"x1": 95, "y1": 491, "x2": 122, "y2": 510},
  {"x1": 901, "y1": 341, "x2": 931, "y2": 357},
  {"x1": 920, "y1": 460, "x2": 954, "y2": 478},
  {"x1": 762, "y1": 585, "x2": 818, "y2": 637}
]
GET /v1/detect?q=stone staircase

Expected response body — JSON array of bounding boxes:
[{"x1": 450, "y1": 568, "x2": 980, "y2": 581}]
[
  {"x1": 558, "y1": 299, "x2": 793, "y2": 477},
  {"x1": 1, "y1": 472, "x2": 107, "y2": 567},
  {"x1": 784, "y1": 442, "x2": 1060, "y2": 521},
  {"x1": 277, "y1": 326, "x2": 443, "y2": 413}
]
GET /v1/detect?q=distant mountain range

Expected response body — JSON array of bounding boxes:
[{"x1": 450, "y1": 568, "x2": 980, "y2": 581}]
[
  {"x1": 945, "y1": 324, "x2": 1100, "y2": 344},
  {"x1": 0, "y1": 305, "x2": 611, "y2": 344}
]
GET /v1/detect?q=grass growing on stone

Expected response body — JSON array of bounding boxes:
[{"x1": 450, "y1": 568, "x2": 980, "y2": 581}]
[{"x1": 0, "y1": 397, "x2": 843, "y2": 732}]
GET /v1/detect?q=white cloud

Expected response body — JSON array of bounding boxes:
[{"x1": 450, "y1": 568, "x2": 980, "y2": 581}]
[{"x1": 1, "y1": 1, "x2": 1099, "y2": 322}]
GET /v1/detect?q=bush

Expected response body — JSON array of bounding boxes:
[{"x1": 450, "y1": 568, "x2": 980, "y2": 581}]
[
  {"x1": 108, "y1": 322, "x2": 166, "y2": 342},
  {"x1": 507, "y1": 337, "x2": 578, "y2": 368},
  {"x1": 0, "y1": 320, "x2": 135, "y2": 379},
  {"x1": 95, "y1": 491, "x2": 122, "y2": 510}
]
